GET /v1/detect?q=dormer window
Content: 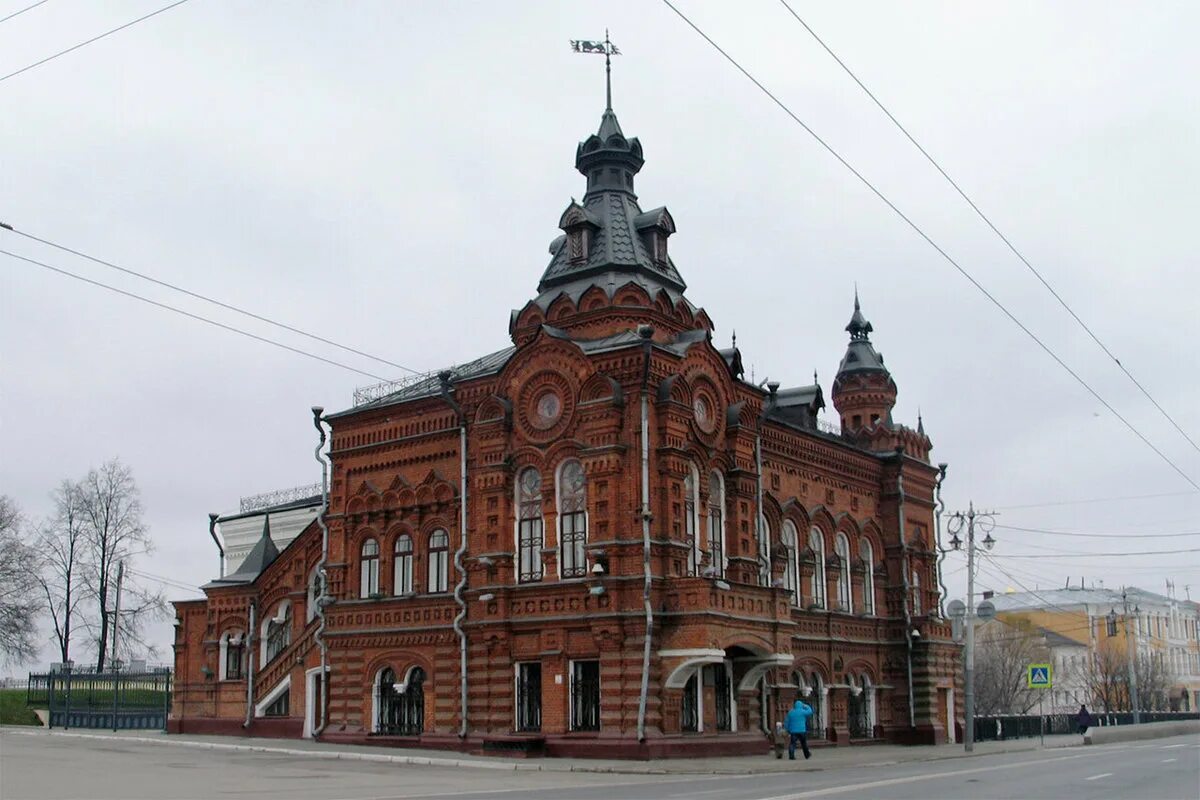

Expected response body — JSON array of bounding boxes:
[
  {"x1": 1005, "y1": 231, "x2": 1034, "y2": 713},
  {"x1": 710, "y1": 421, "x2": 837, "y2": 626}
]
[
  {"x1": 652, "y1": 232, "x2": 667, "y2": 264},
  {"x1": 569, "y1": 229, "x2": 590, "y2": 264}
]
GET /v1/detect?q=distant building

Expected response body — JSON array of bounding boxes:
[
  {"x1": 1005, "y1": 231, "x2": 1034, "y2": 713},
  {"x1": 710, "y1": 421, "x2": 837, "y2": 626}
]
[
  {"x1": 171, "y1": 91, "x2": 960, "y2": 756},
  {"x1": 991, "y1": 586, "x2": 1200, "y2": 713}
]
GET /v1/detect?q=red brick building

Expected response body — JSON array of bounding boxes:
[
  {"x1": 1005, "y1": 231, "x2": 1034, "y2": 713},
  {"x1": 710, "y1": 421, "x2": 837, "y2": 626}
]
[{"x1": 171, "y1": 97, "x2": 961, "y2": 757}]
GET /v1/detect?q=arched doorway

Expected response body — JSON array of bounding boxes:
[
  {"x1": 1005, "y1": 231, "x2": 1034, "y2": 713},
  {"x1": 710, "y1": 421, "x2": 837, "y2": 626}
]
[{"x1": 377, "y1": 666, "x2": 425, "y2": 735}]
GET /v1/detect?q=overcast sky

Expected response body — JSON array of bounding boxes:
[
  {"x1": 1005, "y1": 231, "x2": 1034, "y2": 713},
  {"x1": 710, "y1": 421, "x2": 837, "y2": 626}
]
[{"x1": 2, "y1": 1, "x2": 1197, "y2": 673}]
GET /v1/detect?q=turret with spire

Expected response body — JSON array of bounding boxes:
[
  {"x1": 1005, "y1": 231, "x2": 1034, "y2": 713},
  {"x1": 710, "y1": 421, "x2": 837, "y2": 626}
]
[{"x1": 831, "y1": 291, "x2": 897, "y2": 434}]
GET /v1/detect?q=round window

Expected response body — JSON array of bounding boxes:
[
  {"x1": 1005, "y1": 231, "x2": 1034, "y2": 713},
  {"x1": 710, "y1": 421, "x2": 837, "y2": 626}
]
[
  {"x1": 534, "y1": 391, "x2": 562, "y2": 428},
  {"x1": 693, "y1": 395, "x2": 713, "y2": 432}
]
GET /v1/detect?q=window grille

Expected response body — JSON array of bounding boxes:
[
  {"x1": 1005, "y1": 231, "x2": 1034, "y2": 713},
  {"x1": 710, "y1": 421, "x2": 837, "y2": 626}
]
[
  {"x1": 710, "y1": 663, "x2": 732, "y2": 731},
  {"x1": 265, "y1": 607, "x2": 291, "y2": 664},
  {"x1": 516, "y1": 662, "x2": 542, "y2": 732},
  {"x1": 558, "y1": 461, "x2": 588, "y2": 578},
  {"x1": 518, "y1": 468, "x2": 544, "y2": 583},
  {"x1": 680, "y1": 672, "x2": 699, "y2": 732},
  {"x1": 225, "y1": 641, "x2": 243, "y2": 680},
  {"x1": 378, "y1": 666, "x2": 424, "y2": 735},
  {"x1": 571, "y1": 660, "x2": 601, "y2": 732}
]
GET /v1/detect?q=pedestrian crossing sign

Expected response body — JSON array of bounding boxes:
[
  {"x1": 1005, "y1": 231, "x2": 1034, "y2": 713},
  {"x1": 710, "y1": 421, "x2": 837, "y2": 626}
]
[{"x1": 1027, "y1": 663, "x2": 1053, "y2": 688}]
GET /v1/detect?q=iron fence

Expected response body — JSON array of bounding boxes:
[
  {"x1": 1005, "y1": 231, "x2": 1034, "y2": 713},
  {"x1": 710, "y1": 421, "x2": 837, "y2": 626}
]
[
  {"x1": 27, "y1": 666, "x2": 171, "y2": 731},
  {"x1": 974, "y1": 711, "x2": 1200, "y2": 742}
]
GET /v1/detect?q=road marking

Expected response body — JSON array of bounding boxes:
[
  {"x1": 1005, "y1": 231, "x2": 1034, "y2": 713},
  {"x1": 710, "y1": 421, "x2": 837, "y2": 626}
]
[
  {"x1": 1162, "y1": 758, "x2": 1177, "y2": 763},
  {"x1": 1085, "y1": 773, "x2": 1112, "y2": 781},
  {"x1": 754, "y1": 746, "x2": 1154, "y2": 800},
  {"x1": 1162, "y1": 743, "x2": 1187, "y2": 749}
]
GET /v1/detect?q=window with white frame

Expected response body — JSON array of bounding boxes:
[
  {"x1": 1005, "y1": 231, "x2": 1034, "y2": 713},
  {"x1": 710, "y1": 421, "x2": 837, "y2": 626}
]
[
  {"x1": 684, "y1": 465, "x2": 699, "y2": 576},
  {"x1": 860, "y1": 537, "x2": 875, "y2": 614},
  {"x1": 306, "y1": 568, "x2": 321, "y2": 623},
  {"x1": 360, "y1": 538, "x2": 380, "y2": 598},
  {"x1": 835, "y1": 533, "x2": 852, "y2": 613},
  {"x1": 394, "y1": 535, "x2": 414, "y2": 595},
  {"x1": 263, "y1": 601, "x2": 291, "y2": 666},
  {"x1": 809, "y1": 528, "x2": 827, "y2": 609},
  {"x1": 219, "y1": 631, "x2": 245, "y2": 680},
  {"x1": 557, "y1": 460, "x2": 588, "y2": 579},
  {"x1": 782, "y1": 520, "x2": 800, "y2": 606},
  {"x1": 427, "y1": 529, "x2": 449, "y2": 593},
  {"x1": 707, "y1": 470, "x2": 726, "y2": 578},
  {"x1": 517, "y1": 468, "x2": 544, "y2": 583},
  {"x1": 757, "y1": 514, "x2": 771, "y2": 587}
]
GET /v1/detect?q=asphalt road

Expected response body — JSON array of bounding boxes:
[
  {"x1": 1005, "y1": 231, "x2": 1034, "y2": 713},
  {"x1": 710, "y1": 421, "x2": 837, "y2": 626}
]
[{"x1": 1, "y1": 730, "x2": 1196, "y2": 800}]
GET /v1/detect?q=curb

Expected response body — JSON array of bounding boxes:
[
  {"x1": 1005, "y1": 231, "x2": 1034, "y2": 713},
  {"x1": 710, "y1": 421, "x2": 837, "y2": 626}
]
[{"x1": 0, "y1": 728, "x2": 1083, "y2": 776}]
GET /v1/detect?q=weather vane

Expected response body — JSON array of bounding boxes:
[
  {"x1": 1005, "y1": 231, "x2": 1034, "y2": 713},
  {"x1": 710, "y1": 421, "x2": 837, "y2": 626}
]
[{"x1": 570, "y1": 30, "x2": 621, "y2": 110}]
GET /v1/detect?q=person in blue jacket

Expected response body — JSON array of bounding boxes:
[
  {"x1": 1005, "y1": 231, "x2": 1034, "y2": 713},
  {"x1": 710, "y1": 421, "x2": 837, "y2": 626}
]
[{"x1": 784, "y1": 699, "x2": 814, "y2": 760}]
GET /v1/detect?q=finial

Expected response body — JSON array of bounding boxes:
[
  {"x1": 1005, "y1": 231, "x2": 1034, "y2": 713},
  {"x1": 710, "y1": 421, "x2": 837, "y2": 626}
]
[
  {"x1": 917, "y1": 408, "x2": 925, "y2": 436},
  {"x1": 732, "y1": 328, "x2": 737, "y2": 349},
  {"x1": 813, "y1": 369, "x2": 819, "y2": 385},
  {"x1": 605, "y1": 28, "x2": 613, "y2": 111},
  {"x1": 854, "y1": 281, "x2": 860, "y2": 311}
]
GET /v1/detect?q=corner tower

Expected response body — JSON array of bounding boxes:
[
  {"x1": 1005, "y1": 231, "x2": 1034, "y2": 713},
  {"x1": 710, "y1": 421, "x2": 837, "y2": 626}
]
[{"x1": 831, "y1": 291, "x2": 897, "y2": 433}]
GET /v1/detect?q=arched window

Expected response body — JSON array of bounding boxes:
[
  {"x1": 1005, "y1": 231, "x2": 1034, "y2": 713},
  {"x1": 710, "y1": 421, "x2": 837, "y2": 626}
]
[
  {"x1": 809, "y1": 528, "x2": 827, "y2": 609},
  {"x1": 307, "y1": 567, "x2": 321, "y2": 623},
  {"x1": 911, "y1": 568, "x2": 922, "y2": 616},
  {"x1": 377, "y1": 666, "x2": 425, "y2": 735},
  {"x1": 707, "y1": 471, "x2": 726, "y2": 578},
  {"x1": 427, "y1": 530, "x2": 449, "y2": 593},
  {"x1": 782, "y1": 520, "x2": 800, "y2": 606},
  {"x1": 394, "y1": 535, "x2": 414, "y2": 595},
  {"x1": 758, "y1": 514, "x2": 772, "y2": 587},
  {"x1": 684, "y1": 465, "x2": 700, "y2": 576},
  {"x1": 798, "y1": 671, "x2": 824, "y2": 739},
  {"x1": 835, "y1": 533, "x2": 852, "y2": 613},
  {"x1": 219, "y1": 631, "x2": 245, "y2": 680},
  {"x1": 360, "y1": 539, "x2": 379, "y2": 598},
  {"x1": 557, "y1": 460, "x2": 588, "y2": 579},
  {"x1": 860, "y1": 537, "x2": 875, "y2": 615},
  {"x1": 262, "y1": 601, "x2": 291, "y2": 666},
  {"x1": 517, "y1": 468, "x2": 544, "y2": 583},
  {"x1": 848, "y1": 673, "x2": 874, "y2": 739}
]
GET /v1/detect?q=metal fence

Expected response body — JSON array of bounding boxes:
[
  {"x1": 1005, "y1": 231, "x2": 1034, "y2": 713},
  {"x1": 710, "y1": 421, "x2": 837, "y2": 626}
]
[
  {"x1": 27, "y1": 666, "x2": 172, "y2": 731},
  {"x1": 974, "y1": 711, "x2": 1200, "y2": 742}
]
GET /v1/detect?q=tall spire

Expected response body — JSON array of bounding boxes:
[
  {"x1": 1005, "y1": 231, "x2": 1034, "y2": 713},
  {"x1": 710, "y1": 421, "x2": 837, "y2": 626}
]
[
  {"x1": 605, "y1": 28, "x2": 613, "y2": 111},
  {"x1": 846, "y1": 286, "x2": 873, "y2": 341}
]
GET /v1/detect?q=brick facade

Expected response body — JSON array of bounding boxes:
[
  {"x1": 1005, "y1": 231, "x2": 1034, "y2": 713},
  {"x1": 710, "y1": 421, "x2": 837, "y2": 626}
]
[{"x1": 171, "y1": 99, "x2": 961, "y2": 757}]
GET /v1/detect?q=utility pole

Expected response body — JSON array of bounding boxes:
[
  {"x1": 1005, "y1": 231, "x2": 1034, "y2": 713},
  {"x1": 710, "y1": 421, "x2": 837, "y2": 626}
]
[
  {"x1": 948, "y1": 504, "x2": 996, "y2": 753},
  {"x1": 111, "y1": 561, "x2": 124, "y2": 672},
  {"x1": 1121, "y1": 590, "x2": 1141, "y2": 724}
]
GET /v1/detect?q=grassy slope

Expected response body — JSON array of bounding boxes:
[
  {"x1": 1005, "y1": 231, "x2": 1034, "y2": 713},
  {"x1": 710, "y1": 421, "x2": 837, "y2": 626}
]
[{"x1": 0, "y1": 688, "x2": 42, "y2": 726}]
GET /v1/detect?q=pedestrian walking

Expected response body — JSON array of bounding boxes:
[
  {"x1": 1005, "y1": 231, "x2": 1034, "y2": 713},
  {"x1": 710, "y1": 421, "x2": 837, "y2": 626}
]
[
  {"x1": 1076, "y1": 704, "x2": 1094, "y2": 736},
  {"x1": 784, "y1": 699, "x2": 814, "y2": 760}
]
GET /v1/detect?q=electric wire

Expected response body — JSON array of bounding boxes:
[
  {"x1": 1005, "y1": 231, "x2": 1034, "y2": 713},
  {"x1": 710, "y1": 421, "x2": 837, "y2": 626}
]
[
  {"x1": 0, "y1": 247, "x2": 388, "y2": 381},
  {"x1": 0, "y1": 0, "x2": 192, "y2": 84},
  {"x1": 659, "y1": 0, "x2": 1200, "y2": 492},
  {"x1": 4, "y1": 225, "x2": 422, "y2": 376},
  {"x1": 0, "y1": 0, "x2": 50, "y2": 26},
  {"x1": 993, "y1": 548, "x2": 1200, "y2": 559},
  {"x1": 126, "y1": 567, "x2": 199, "y2": 594},
  {"x1": 995, "y1": 523, "x2": 1200, "y2": 539},
  {"x1": 994, "y1": 491, "x2": 1200, "y2": 511},
  {"x1": 775, "y1": 0, "x2": 1200, "y2": 455}
]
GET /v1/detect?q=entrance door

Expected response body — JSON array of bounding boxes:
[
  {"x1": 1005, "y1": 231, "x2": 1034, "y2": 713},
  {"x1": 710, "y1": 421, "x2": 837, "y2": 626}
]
[{"x1": 516, "y1": 662, "x2": 542, "y2": 732}]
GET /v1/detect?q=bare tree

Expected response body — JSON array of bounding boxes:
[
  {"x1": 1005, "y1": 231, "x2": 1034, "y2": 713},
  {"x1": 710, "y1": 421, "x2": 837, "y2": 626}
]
[
  {"x1": 0, "y1": 496, "x2": 44, "y2": 664},
  {"x1": 36, "y1": 480, "x2": 88, "y2": 664},
  {"x1": 1082, "y1": 641, "x2": 1127, "y2": 713},
  {"x1": 1137, "y1": 651, "x2": 1176, "y2": 712},
  {"x1": 974, "y1": 618, "x2": 1051, "y2": 715},
  {"x1": 75, "y1": 460, "x2": 167, "y2": 670}
]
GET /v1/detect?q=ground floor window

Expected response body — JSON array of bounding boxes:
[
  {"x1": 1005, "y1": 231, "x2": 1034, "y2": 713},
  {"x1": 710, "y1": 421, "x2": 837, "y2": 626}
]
[
  {"x1": 570, "y1": 660, "x2": 601, "y2": 731},
  {"x1": 709, "y1": 662, "x2": 732, "y2": 732},
  {"x1": 681, "y1": 672, "x2": 699, "y2": 732},
  {"x1": 378, "y1": 666, "x2": 425, "y2": 735},
  {"x1": 516, "y1": 662, "x2": 542, "y2": 732},
  {"x1": 263, "y1": 690, "x2": 289, "y2": 717}
]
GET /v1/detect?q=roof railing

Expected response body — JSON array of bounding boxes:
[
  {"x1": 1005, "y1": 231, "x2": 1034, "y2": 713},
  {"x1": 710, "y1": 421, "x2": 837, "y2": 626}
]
[{"x1": 239, "y1": 483, "x2": 323, "y2": 513}]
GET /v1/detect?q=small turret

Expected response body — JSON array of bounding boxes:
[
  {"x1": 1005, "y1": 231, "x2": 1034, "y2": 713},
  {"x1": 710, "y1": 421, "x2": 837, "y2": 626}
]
[{"x1": 832, "y1": 291, "x2": 897, "y2": 433}]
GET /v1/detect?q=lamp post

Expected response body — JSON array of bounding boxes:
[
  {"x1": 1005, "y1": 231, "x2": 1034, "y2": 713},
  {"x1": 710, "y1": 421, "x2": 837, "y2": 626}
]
[
  {"x1": 948, "y1": 503, "x2": 996, "y2": 752},
  {"x1": 1108, "y1": 591, "x2": 1141, "y2": 724}
]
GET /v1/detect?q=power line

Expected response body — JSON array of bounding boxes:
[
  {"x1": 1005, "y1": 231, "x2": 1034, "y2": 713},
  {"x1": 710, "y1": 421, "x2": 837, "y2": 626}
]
[
  {"x1": 0, "y1": 0, "x2": 192, "y2": 84},
  {"x1": 659, "y1": 0, "x2": 1199, "y2": 492},
  {"x1": 1, "y1": 247, "x2": 388, "y2": 381},
  {"x1": 775, "y1": 0, "x2": 1200, "y2": 456},
  {"x1": 0, "y1": 0, "x2": 50, "y2": 26},
  {"x1": 4, "y1": 224, "x2": 422, "y2": 376},
  {"x1": 996, "y1": 523, "x2": 1200, "y2": 540},
  {"x1": 994, "y1": 490, "x2": 1200, "y2": 511},
  {"x1": 994, "y1": 548, "x2": 1200, "y2": 559}
]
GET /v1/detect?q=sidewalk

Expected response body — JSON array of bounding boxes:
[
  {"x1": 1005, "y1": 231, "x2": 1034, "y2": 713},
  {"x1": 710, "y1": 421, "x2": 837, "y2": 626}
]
[{"x1": 2, "y1": 726, "x2": 1085, "y2": 774}]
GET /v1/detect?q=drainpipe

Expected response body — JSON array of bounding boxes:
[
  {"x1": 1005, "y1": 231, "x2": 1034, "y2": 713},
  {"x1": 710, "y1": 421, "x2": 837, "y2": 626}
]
[
  {"x1": 896, "y1": 453, "x2": 915, "y2": 728},
  {"x1": 311, "y1": 407, "x2": 332, "y2": 737},
  {"x1": 208, "y1": 514, "x2": 224, "y2": 578},
  {"x1": 933, "y1": 464, "x2": 949, "y2": 619},
  {"x1": 244, "y1": 600, "x2": 256, "y2": 728},
  {"x1": 636, "y1": 324, "x2": 655, "y2": 742},
  {"x1": 755, "y1": 434, "x2": 768, "y2": 586},
  {"x1": 439, "y1": 371, "x2": 470, "y2": 739}
]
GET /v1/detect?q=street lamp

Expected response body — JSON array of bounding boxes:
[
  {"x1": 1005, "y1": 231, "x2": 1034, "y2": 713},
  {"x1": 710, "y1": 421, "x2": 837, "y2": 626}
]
[{"x1": 947, "y1": 502, "x2": 998, "y2": 753}]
